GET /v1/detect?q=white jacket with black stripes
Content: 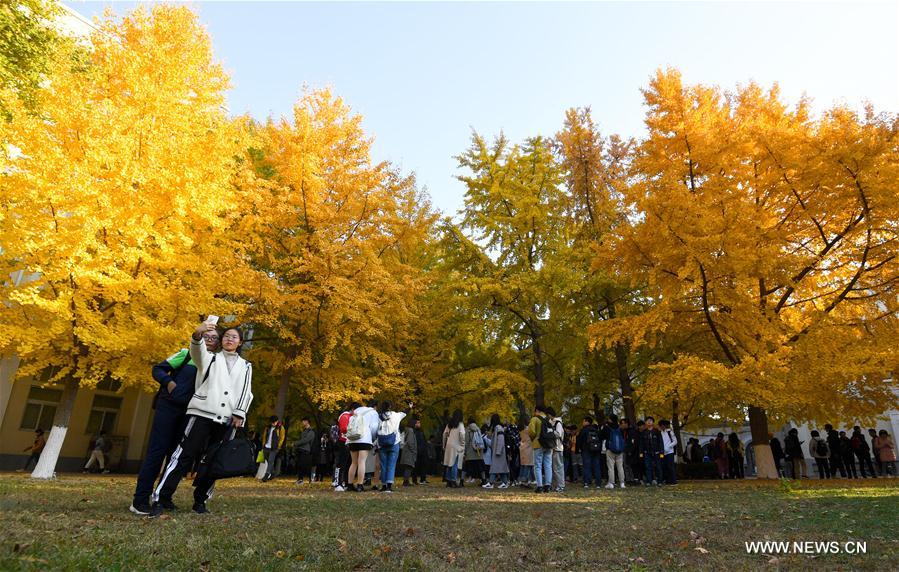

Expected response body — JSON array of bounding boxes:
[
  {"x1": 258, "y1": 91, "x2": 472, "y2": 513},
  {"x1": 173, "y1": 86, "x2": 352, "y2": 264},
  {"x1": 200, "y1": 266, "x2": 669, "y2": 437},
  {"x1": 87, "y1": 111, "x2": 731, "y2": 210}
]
[{"x1": 187, "y1": 337, "x2": 253, "y2": 424}]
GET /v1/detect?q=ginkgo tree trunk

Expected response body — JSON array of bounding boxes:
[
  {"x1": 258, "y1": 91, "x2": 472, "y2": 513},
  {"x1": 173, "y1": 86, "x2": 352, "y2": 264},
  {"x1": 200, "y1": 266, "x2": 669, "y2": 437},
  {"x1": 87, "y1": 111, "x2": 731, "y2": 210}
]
[{"x1": 0, "y1": 6, "x2": 248, "y2": 478}]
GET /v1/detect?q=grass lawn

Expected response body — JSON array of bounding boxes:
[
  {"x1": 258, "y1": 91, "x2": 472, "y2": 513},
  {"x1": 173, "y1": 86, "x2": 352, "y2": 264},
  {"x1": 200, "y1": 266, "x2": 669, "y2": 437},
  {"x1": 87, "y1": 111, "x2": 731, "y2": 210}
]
[{"x1": 0, "y1": 474, "x2": 896, "y2": 571}]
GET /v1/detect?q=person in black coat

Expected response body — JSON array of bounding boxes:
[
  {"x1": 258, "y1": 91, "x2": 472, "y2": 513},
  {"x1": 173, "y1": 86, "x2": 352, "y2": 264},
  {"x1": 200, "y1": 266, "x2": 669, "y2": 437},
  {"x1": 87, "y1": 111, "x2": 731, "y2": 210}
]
[
  {"x1": 824, "y1": 424, "x2": 847, "y2": 478},
  {"x1": 637, "y1": 417, "x2": 664, "y2": 486},
  {"x1": 769, "y1": 433, "x2": 785, "y2": 477},
  {"x1": 851, "y1": 426, "x2": 877, "y2": 478}
]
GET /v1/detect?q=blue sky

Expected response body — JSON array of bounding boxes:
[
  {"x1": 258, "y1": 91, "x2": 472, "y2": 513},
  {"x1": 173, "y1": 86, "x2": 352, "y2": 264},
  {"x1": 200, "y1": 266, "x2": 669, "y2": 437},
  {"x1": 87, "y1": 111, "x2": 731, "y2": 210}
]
[{"x1": 70, "y1": 1, "x2": 899, "y2": 217}]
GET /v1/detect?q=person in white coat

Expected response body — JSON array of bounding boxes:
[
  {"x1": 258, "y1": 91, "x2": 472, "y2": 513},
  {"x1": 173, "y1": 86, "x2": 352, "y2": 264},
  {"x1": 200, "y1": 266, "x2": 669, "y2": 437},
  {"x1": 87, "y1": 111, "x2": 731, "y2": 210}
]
[
  {"x1": 346, "y1": 400, "x2": 380, "y2": 491},
  {"x1": 153, "y1": 319, "x2": 253, "y2": 515}
]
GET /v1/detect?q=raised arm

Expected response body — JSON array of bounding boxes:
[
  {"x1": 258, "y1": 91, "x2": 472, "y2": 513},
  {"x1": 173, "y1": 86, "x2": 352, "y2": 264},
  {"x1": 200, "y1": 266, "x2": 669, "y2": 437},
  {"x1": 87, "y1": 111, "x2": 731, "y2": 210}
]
[{"x1": 189, "y1": 321, "x2": 215, "y2": 375}]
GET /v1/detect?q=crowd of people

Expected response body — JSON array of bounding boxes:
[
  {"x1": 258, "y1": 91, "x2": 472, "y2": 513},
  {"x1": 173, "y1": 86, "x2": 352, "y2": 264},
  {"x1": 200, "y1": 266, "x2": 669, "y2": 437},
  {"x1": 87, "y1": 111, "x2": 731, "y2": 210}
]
[
  {"x1": 122, "y1": 319, "x2": 897, "y2": 517},
  {"x1": 254, "y1": 404, "x2": 897, "y2": 493}
]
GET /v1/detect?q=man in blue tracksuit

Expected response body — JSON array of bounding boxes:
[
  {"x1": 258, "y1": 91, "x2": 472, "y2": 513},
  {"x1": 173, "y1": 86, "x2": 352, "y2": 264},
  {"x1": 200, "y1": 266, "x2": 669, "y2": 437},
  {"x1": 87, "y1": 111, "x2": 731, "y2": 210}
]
[{"x1": 130, "y1": 330, "x2": 221, "y2": 515}]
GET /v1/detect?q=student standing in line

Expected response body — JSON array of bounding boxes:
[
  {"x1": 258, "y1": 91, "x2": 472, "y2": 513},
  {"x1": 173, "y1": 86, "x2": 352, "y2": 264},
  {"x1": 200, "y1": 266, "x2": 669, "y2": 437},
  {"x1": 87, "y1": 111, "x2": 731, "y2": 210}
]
[
  {"x1": 376, "y1": 401, "x2": 409, "y2": 493},
  {"x1": 527, "y1": 405, "x2": 555, "y2": 493},
  {"x1": 153, "y1": 320, "x2": 253, "y2": 515},
  {"x1": 850, "y1": 426, "x2": 876, "y2": 478},
  {"x1": 809, "y1": 430, "x2": 831, "y2": 479},
  {"x1": 784, "y1": 428, "x2": 806, "y2": 479},
  {"x1": 637, "y1": 416, "x2": 663, "y2": 486},
  {"x1": 442, "y1": 410, "x2": 465, "y2": 488},
  {"x1": 658, "y1": 419, "x2": 678, "y2": 485},
  {"x1": 484, "y1": 414, "x2": 510, "y2": 488},
  {"x1": 578, "y1": 416, "x2": 602, "y2": 489},
  {"x1": 517, "y1": 421, "x2": 534, "y2": 487},
  {"x1": 604, "y1": 414, "x2": 628, "y2": 489}
]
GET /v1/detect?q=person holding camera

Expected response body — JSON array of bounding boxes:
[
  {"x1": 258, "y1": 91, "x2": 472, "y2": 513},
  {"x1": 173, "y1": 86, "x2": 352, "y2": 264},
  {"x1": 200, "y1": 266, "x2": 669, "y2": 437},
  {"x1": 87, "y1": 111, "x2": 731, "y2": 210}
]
[{"x1": 152, "y1": 318, "x2": 253, "y2": 515}]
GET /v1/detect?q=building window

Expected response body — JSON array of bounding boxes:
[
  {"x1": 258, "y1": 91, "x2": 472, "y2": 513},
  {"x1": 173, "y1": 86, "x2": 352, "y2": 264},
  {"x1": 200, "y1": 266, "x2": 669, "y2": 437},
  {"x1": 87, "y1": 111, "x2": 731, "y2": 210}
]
[
  {"x1": 86, "y1": 394, "x2": 122, "y2": 435},
  {"x1": 20, "y1": 386, "x2": 63, "y2": 431},
  {"x1": 96, "y1": 377, "x2": 122, "y2": 392}
]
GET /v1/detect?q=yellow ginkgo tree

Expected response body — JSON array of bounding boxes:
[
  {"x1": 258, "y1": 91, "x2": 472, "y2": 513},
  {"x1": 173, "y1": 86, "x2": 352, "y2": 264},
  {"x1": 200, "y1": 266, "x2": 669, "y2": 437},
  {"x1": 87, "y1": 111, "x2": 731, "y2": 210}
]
[
  {"x1": 0, "y1": 6, "x2": 248, "y2": 478},
  {"x1": 594, "y1": 69, "x2": 899, "y2": 477}
]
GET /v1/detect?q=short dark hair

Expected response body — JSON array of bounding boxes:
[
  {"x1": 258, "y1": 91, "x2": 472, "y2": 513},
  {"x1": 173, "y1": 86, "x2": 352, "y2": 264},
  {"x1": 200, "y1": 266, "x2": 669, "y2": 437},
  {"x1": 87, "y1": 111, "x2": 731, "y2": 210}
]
[
  {"x1": 637, "y1": 420, "x2": 645, "y2": 427},
  {"x1": 811, "y1": 430, "x2": 819, "y2": 437},
  {"x1": 645, "y1": 416, "x2": 655, "y2": 423},
  {"x1": 301, "y1": 417, "x2": 310, "y2": 423},
  {"x1": 608, "y1": 413, "x2": 619, "y2": 425},
  {"x1": 269, "y1": 415, "x2": 278, "y2": 423},
  {"x1": 545, "y1": 406, "x2": 557, "y2": 417},
  {"x1": 658, "y1": 419, "x2": 669, "y2": 428},
  {"x1": 583, "y1": 416, "x2": 594, "y2": 424}
]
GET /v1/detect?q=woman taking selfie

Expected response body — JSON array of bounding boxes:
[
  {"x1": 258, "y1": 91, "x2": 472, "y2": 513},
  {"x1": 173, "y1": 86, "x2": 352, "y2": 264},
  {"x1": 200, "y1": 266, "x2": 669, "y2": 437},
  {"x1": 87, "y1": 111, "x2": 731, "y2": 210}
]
[{"x1": 152, "y1": 318, "x2": 254, "y2": 515}]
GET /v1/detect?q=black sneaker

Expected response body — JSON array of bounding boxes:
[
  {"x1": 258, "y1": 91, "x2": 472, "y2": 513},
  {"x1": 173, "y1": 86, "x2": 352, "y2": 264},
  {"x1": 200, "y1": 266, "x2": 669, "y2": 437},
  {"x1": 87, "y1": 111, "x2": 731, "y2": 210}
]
[
  {"x1": 129, "y1": 502, "x2": 153, "y2": 517},
  {"x1": 192, "y1": 502, "x2": 210, "y2": 515},
  {"x1": 157, "y1": 499, "x2": 178, "y2": 511}
]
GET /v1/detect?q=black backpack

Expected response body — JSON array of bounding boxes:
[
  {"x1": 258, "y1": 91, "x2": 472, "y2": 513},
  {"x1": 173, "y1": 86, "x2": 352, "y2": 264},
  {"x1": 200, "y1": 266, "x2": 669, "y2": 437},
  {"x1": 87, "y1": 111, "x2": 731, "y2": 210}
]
[
  {"x1": 585, "y1": 426, "x2": 603, "y2": 453},
  {"x1": 815, "y1": 439, "x2": 829, "y2": 457},
  {"x1": 202, "y1": 428, "x2": 257, "y2": 480},
  {"x1": 538, "y1": 416, "x2": 558, "y2": 449}
]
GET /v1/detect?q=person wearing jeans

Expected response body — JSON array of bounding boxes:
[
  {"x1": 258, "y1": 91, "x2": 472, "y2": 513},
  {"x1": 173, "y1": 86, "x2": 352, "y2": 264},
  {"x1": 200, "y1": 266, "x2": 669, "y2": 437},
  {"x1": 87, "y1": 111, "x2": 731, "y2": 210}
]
[
  {"x1": 638, "y1": 416, "x2": 663, "y2": 486},
  {"x1": 375, "y1": 400, "x2": 409, "y2": 493},
  {"x1": 527, "y1": 405, "x2": 555, "y2": 493},
  {"x1": 578, "y1": 417, "x2": 603, "y2": 488}
]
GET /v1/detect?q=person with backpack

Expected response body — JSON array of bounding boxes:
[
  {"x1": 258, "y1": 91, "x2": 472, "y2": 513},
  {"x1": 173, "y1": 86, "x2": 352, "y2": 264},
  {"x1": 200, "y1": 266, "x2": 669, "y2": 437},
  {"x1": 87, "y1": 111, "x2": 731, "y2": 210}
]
[
  {"x1": 784, "y1": 428, "x2": 806, "y2": 479},
  {"x1": 547, "y1": 408, "x2": 566, "y2": 492},
  {"x1": 345, "y1": 400, "x2": 380, "y2": 491},
  {"x1": 153, "y1": 320, "x2": 254, "y2": 515},
  {"x1": 527, "y1": 405, "x2": 556, "y2": 493},
  {"x1": 838, "y1": 431, "x2": 857, "y2": 478},
  {"x1": 578, "y1": 416, "x2": 602, "y2": 489},
  {"x1": 442, "y1": 409, "x2": 465, "y2": 488},
  {"x1": 376, "y1": 401, "x2": 409, "y2": 493},
  {"x1": 463, "y1": 417, "x2": 486, "y2": 485},
  {"x1": 84, "y1": 431, "x2": 111, "y2": 474},
  {"x1": 333, "y1": 403, "x2": 358, "y2": 491},
  {"x1": 658, "y1": 419, "x2": 678, "y2": 485},
  {"x1": 809, "y1": 430, "x2": 831, "y2": 479},
  {"x1": 637, "y1": 416, "x2": 663, "y2": 486},
  {"x1": 604, "y1": 414, "x2": 627, "y2": 489},
  {"x1": 851, "y1": 426, "x2": 876, "y2": 478},
  {"x1": 294, "y1": 418, "x2": 317, "y2": 484},
  {"x1": 484, "y1": 414, "x2": 511, "y2": 489}
]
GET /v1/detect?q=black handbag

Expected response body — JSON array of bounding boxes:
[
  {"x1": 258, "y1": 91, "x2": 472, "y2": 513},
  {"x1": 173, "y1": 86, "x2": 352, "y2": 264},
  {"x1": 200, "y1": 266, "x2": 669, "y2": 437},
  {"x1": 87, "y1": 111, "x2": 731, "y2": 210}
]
[{"x1": 203, "y1": 428, "x2": 257, "y2": 480}]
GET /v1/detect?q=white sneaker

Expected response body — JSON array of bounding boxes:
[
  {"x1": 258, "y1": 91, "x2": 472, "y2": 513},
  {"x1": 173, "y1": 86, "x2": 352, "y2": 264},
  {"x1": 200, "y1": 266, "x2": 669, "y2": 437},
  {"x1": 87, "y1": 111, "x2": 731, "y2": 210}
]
[
  {"x1": 605, "y1": 483, "x2": 615, "y2": 489},
  {"x1": 498, "y1": 482, "x2": 509, "y2": 489},
  {"x1": 481, "y1": 483, "x2": 493, "y2": 489},
  {"x1": 620, "y1": 483, "x2": 626, "y2": 489},
  {"x1": 334, "y1": 485, "x2": 345, "y2": 492}
]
